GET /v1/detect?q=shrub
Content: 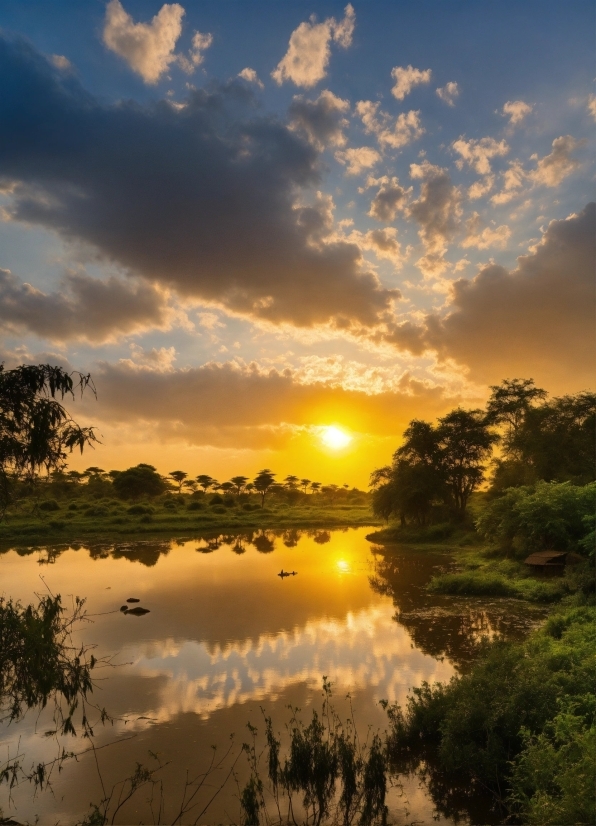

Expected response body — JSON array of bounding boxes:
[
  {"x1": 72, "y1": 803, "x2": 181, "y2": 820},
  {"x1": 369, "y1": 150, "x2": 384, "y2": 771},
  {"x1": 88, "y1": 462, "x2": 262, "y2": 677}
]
[
  {"x1": 187, "y1": 501, "x2": 203, "y2": 511},
  {"x1": 39, "y1": 499, "x2": 60, "y2": 512},
  {"x1": 210, "y1": 494, "x2": 224, "y2": 505},
  {"x1": 223, "y1": 497, "x2": 237, "y2": 508},
  {"x1": 68, "y1": 502, "x2": 79, "y2": 511},
  {"x1": 48, "y1": 519, "x2": 66, "y2": 530},
  {"x1": 127, "y1": 504, "x2": 153, "y2": 516},
  {"x1": 211, "y1": 505, "x2": 226, "y2": 514}
]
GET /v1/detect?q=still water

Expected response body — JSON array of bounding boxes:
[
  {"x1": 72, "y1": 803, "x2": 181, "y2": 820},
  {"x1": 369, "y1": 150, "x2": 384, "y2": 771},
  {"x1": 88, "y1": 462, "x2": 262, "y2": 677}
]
[{"x1": 0, "y1": 528, "x2": 545, "y2": 824}]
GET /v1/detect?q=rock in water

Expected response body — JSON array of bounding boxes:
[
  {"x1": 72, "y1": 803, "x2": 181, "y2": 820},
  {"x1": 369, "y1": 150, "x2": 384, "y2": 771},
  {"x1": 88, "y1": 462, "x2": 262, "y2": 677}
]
[
  {"x1": 125, "y1": 606, "x2": 150, "y2": 616},
  {"x1": 119, "y1": 605, "x2": 129, "y2": 612},
  {"x1": 126, "y1": 598, "x2": 140, "y2": 603}
]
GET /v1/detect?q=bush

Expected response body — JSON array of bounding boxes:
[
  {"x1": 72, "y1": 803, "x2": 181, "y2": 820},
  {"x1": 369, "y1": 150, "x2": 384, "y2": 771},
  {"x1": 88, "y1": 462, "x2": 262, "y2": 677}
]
[
  {"x1": 187, "y1": 501, "x2": 203, "y2": 511},
  {"x1": 210, "y1": 494, "x2": 224, "y2": 505},
  {"x1": 48, "y1": 519, "x2": 66, "y2": 530},
  {"x1": 476, "y1": 481, "x2": 596, "y2": 555},
  {"x1": 242, "y1": 503, "x2": 259, "y2": 511},
  {"x1": 127, "y1": 504, "x2": 153, "y2": 516},
  {"x1": 211, "y1": 505, "x2": 226, "y2": 514},
  {"x1": 84, "y1": 506, "x2": 108, "y2": 517},
  {"x1": 112, "y1": 464, "x2": 166, "y2": 500},
  {"x1": 39, "y1": 499, "x2": 60, "y2": 512},
  {"x1": 68, "y1": 502, "x2": 79, "y2": 511},
  {"x1": 223, "y1": 497, "x2": 237, "y2": 508}
]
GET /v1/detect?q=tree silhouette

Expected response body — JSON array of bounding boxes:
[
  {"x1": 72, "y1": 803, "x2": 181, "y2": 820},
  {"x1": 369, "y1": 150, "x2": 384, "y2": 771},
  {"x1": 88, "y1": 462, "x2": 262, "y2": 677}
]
[
  {"x1": 230, "y1": 475, "x2": 249, "y2": 496},
  {"x1": 169, "y1": 470, "x2": 188, "y2": 493},
  {"x1": 284, "y1": 475, "x2": 299, "y2": 489},
  {"x1": 300, "y1": 478, "x2": 311, "y2": 493},
  {"x1": 0, "y1": 363, "x2": 98, "y2": 513},
  {"x1": 310, "y1": 481, "x2": 321, "y2": 493},
  {"x1": 253, "y1": 469, "x2": 276, "y2": 507},
  {"x1": 196, "y1": 474, "x2": 214, "y2": 493}
]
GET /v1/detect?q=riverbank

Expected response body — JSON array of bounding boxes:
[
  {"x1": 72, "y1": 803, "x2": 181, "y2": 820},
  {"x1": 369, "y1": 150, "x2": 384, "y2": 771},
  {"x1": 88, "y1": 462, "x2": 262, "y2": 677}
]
[{"x1": 0, "y1": 499, "x2": 380, "y2": 544}]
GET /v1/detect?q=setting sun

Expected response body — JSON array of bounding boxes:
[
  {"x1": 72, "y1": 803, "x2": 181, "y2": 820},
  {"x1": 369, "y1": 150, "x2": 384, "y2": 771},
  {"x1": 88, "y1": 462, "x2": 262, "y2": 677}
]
[{"x1": 320, "y1": 426, "x2": 352, "y2": 450}]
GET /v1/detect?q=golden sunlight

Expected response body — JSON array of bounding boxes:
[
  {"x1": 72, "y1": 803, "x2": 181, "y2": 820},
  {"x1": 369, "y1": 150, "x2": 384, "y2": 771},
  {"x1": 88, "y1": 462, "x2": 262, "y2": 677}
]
[{"x1": 320, "y1": 426, "x2": 352, "y2": 450}]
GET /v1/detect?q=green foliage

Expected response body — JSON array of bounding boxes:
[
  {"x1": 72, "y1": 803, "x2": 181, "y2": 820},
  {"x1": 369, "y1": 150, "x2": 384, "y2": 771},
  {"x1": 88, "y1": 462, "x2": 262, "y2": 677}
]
[
  {"x1": 39, "y1": 498, "x2": 60, "y2": 511},
  {"x1": 386, "y1": 605, "x2": 596, "y2": 819},
  {"x1": 112, "y1": 464, "x2": 166, "y2": 500},
  {"x1": 509, "y1": 697, "x2": 596, "y2": 824},
  {"x1": 241, "y1": 681, "x2": 388, "y2": 826},
  {"x1": 476, "y1": 481, "x2": 596, "y2": 554}
]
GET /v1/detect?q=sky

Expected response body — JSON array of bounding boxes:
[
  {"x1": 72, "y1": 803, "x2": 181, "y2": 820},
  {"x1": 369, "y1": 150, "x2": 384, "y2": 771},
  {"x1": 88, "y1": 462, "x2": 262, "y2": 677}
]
[{"x1": 0, "y1": 0, "x2": 594, "y2": 486}]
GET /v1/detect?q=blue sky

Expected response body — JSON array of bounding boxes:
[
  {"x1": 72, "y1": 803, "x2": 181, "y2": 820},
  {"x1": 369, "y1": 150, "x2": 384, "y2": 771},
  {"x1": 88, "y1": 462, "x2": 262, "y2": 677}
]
[{"x1": 0, "y1": 1, "x2": 593, "y2": 482}]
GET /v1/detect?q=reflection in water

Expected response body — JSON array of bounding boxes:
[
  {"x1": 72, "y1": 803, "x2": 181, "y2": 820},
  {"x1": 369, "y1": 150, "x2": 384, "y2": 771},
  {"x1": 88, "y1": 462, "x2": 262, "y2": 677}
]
[{"x1": 0, "y1": 528, "x2": 540, "y2": 824}]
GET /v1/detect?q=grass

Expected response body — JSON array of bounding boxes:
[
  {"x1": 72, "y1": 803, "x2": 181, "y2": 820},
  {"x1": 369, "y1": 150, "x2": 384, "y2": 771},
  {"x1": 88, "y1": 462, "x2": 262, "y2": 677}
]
[{"x1": 0, "y1": 494, "x2": 380, "y2": 545}]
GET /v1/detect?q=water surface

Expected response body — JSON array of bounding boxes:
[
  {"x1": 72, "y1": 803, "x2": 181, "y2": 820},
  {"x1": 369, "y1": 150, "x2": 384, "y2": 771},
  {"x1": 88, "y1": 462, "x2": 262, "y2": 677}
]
[{"x1": 0, "y1": 528, "x2": 545, "y2": 824}]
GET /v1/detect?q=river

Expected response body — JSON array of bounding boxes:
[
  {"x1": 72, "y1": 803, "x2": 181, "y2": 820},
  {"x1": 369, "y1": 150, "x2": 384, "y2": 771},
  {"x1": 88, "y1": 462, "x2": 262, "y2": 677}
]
[{"x1": 0, "y1": 527, "x2": 546, "y2": 824}]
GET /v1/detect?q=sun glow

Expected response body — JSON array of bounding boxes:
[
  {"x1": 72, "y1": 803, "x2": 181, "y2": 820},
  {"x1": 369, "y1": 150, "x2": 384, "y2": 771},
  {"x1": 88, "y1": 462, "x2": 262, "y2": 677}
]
[{"x1": 320, "y1": 426, "x2": 352, "y2": 450}]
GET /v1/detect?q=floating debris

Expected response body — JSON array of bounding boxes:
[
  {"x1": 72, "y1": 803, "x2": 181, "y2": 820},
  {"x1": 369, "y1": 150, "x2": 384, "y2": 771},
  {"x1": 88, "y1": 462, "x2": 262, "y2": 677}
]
[
  {"x1": 125, "y1": 606, "x2": 150, "y2": 616},
  {"x1": 126, "y1": 597, "x2": 140, "y2": 603},
  {"x1": 119, "y1": 605, "x2": 129, "y2": 612}
]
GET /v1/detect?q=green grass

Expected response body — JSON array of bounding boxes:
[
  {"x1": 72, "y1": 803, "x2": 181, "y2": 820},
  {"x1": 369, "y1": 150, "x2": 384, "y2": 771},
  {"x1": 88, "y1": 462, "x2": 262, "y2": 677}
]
[{"x1": 0, "y1": 496, "x2": 380, "y2": 544}]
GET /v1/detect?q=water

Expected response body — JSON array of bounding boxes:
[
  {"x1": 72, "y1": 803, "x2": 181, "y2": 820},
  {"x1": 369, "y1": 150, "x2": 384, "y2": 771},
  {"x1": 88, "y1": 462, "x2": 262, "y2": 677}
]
[{"x1": 0, "y1": 528, "x2": 545, "y2": 824}]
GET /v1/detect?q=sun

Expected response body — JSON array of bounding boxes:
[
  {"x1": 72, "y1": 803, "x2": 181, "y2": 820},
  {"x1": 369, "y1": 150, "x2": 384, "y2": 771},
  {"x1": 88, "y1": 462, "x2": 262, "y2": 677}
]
[{"x1": 320, "y1": 425, "x2": 352, "y2": 450}]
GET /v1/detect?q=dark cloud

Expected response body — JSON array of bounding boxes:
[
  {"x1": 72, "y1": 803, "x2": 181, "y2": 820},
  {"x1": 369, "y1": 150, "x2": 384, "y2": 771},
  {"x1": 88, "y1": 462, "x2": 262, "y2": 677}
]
[
  {"x1": 385, "y1": 203, "x2": 596, "y2": 390},
  {"x1": 0, "y1": 36, "x2": 396, "y2": 329},
  {"x1": 89, "y1": 359, "x2": 457, "y2": 449},
  {"x1": 288, "y1": 90, "x2": 350, "y2": 150},
  {"x1": 0, "y1": 269, "x2": 170, "y2": 343}
]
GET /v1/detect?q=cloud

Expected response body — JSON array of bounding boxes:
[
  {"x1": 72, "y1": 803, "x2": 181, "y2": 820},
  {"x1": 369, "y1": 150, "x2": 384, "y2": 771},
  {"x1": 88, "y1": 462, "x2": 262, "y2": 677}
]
[
  {"x1": 365, "y1": 176, "x2": 411, "y2": 222},
  {"x1": 436, "y1": 82, "x2": 459, "y2": 106},
  {"x1": 0, "y1": 268, "x2": 171, "y2": 343},
  {"x1": 176, "y1": 30, "x2": 213, "y2": 74},
  {"x1": 452, "y1": 136, "x2": 509, "y2": 175},
  {"x1": 502, "y1": 100, "x2": 533, "y2": 126},
  {"x1": 408, "y1": 162, "x2": 462, "y2": 277},
  {"x1": 461, "y1": 213, "x2": 511, "y2": 249},
  {"x1": 346, "y1": 227, "x2": 404, "y2": 267},
  {"x1": 588, "y1": 95, "x2": 596, "y2": 122},
  {"x1": 529, "y1": 135, "x2": 583, "y2": 187},
  {"x1": 390, "y1": 65, "x2": 432, "y2": 101},
  {"x1": 103, "y1": 0, "x2": 185, "y2": 83},
  {"x1": 87, "y1": 357, "x2": 458, "y2": 449},
  {"x1": 50, "y1": 54, "x2": 72, "y2": 71},
  {"x1": 335, "y1": 146, "x2": 381, "y2": 175},
  {"x1": 491, "y1": 161, "x2": 527, "y2": 205},
  {"x1": 0, "y1": 36, "x2": 397, "y2": 330},
  {"x1": 289, "y1": 90, "x2": 350, "y2": 150},
  {"x1": 272, "y1": 4, "x2": 355, "y2": 88},
  {"x1": 468, "y1": 175, "x2": 494, "y2": 200},
  {"x1": 386, "y1": 203, "x2": 596, "y2": 390},
  {"x1": 238, "y1": 67, "x2": 264, "y2": 89},
  {"x1": 356, "y1": 101, "x2": 424, "y2": 149}
]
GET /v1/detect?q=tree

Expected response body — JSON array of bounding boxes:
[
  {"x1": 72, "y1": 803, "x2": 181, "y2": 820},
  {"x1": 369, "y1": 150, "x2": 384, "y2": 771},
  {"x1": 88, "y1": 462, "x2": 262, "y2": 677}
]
[
  {"x1": 300, "y1": 478, "x2": 311, "y2": 493},
  {"x1": 169, "y1": 470, "x2": 187, "y2": 493},
  {"x1": 284, "y1": 475, "x2": 299, "y2": 489},
  {"x1": 253, "y1": 469, "x2": 276, "y2": 507},
  {"x1": 436, "y1": 408, "x2": 498, "y2": 515},
  {"x1": 196, "y1": 474, "x2": 214, "y2": 493},
  {"x1": 230, "y1": 475, "x2": 249, "y2": 496},
  {"x1": 486, "y1": 378, "x2": 547, "y2": 445},
  {"x1": 0, "y1": 363, "x2": 98, "y2": 512},
  {"x1": 310, "y1": 481, "x2": 321, "y2": 493},
  {"x1": 112, "y1": 464, "x2": 166, "y2": 500},
  {"x1": 220, "y1": 481, "x2": 234, "y2": 495}
]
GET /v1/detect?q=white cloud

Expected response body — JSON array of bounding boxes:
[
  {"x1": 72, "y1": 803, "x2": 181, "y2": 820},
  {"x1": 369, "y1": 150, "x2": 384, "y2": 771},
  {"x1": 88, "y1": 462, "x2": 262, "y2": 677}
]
[
  {"x1": 588, "y1": 95, "x2": 596, "y2": 122},
  {"x1": 452, "y1": 136, "x2": 509, "y2": 175},
  {"x1": 461, "y1": 213, "x2": 511, "y2": 249},
  {"x1": 238, "y1": 67, "x2": 264, "y2": 89},
  {"x1": 356, "y1": 101, "x2": 424, "y2": 149},
  {"x1": 50, "y1": 54, "x2": 72, "y2": 71},
  {"x1": 103, "y1": 0, "x2": 185, "y2": 84},
  {"x1": 502, "y1": 100, "x2": 533, "y2": 126},
  {"x1": 436, "y1": 81, "x2": 459, "y2": 106},
  {"x1": 529, "y1": 135, "x2": 584, "y2": 187},
  {"x1": 335, "y1": 146, "x2": 381, "y2": 176},
  {"x1": 177, "y1": 30, "x2": 213, "y2": 74},
  {"x1": 390, "y1": 65, "x2": 432, "y2": 100},
  {"x1": 491, "y1": 161, "x2": 527, "y2": 205},
  {"x1": 272, "y1": 4, "x2": 355, "y2": 88},
  {"x1": 468, "y1": 175, "x2": 495, "y2": 200}
]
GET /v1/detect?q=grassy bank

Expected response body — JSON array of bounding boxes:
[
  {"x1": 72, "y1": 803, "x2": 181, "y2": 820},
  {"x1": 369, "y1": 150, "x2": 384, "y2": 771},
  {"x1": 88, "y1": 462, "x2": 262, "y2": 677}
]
[{"x1": 0, "y1": 496, "x2": 380, "y2": 544}]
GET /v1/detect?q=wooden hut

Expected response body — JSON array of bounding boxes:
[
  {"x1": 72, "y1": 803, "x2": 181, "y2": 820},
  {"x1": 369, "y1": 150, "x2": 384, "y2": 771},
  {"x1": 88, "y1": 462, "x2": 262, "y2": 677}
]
[{"x1": 524, "y1": 550, "x2": 568, "y2": 575}]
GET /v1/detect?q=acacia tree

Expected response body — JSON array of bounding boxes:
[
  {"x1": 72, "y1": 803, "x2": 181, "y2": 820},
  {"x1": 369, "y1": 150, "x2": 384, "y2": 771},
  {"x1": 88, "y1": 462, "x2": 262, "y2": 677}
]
[
  {"x1": 300, "y1": 478, "x2": 311, "y2": 493},
  {"x1": 0, "y1": 364, "x2": 98, "y2": 513},
  {"x1": 169, "y1": 470, "x2": 188, "y2": 493},
  {"x1": 253, "y1": 469, "x2": 276, "y2": 507},
  {"x1": 230, "y1": 475, "x2": 249, "y2": 496},
  {"x1": 196, "y1": 474, "x2": 214, "y2": 493}
]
